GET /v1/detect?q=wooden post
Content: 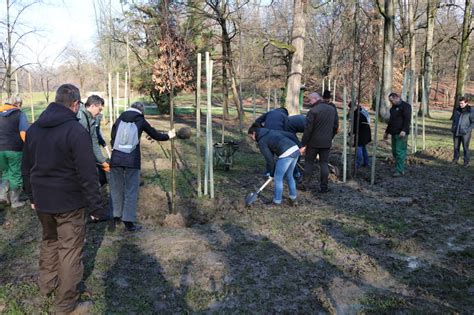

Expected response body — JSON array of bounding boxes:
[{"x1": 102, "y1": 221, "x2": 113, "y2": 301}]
[
  {"x1": 124, "y1": 71, "x2": 128, "y2": 111},
  {"x1": 15, "y1": 72, "x2": 19, "y2": 95},
  {"x1": 28, "y1": 72, "x2": 34, "y2": 122},
  {"x1": 342, "y1": 86, "x2": 347, "y2": 182},
  {"x1": 415, "y1": 76, "x2": 419, "y2": 152},
  {"x1": 267, "y1": 88, "x2": 271, "y2": 112},
  {"x1": 322, "y1": 78, "x2": 325, "y2": 94},
  {"x1": 328, "y1": 78, "x2": 331, "y2": 91},
  {"x1": 116, "y1": 72, "x2": 120, "y2": 117},
  {"x1": 421, "y1": 75, "x2": 426, "y2": 150},
  {"x1": 126, "y1": 34, "x2": 131, "y2": 107},
  {"x1": 196, "y1": 53, "x2": 202, "y2": 197},
  {"x1": 108, "y1": 73, "x2": 113, "y2": 123},
  {"x1": 370, "y1": 82, "x2": 381, "y2": 185},
  {"x1": 252, "y1": 86, "x2": 256, "y2": 119},
  {"x1": 333, "y1": 79, "x2": 337, "y2": 103},
  {"x1": 274, "y1": 89, "x2": 278, "y2": 108},
  {"x1": 204, "y1": 52, "x2": 214, "y2": 198}
]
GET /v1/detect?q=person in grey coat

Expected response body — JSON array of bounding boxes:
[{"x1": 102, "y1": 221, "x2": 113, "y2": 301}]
[
  {"x1": 452, "y1": 96, "x2": 474, "y2": 167},
  {"x1": 300, "y1": 92, "x2": 339, "y2": 193}
]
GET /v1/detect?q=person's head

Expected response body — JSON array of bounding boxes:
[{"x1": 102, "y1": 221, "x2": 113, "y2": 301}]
[
  {"x1": 247, "y1": 123, "x2": 260, "y2": 141},
  {"x1": 131, "y1": 102, "x2": 145, "y2": 114},
  {"x1": 308, "y1": 92, "x2": 321, "y2": 105},
  {"x1": 5, "y1": 95, "x2": 22, "y2": 107},
  {"x1": 323, "y1": 90, "x2": 332, "y2": 100},
  {"x1": 388, "y1": 92, "x2": 401, "y2": 106},
  {"x1": 348, "y1": 101, "x2": 359, "y2": 109},
  {"x1": 85, "y1": 95, "x2": 104, "y2": 118},
  {"x1": 459, "y1": 96, "x2": 468, "y2": 108},
  {"x1": 55, "y1": 84, "x2": 81, "y2": 113}
]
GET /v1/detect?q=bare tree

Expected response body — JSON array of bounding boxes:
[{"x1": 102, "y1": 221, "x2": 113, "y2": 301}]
[{"x1": 0, "y1": 0, "x2": 40, "y2": 97}]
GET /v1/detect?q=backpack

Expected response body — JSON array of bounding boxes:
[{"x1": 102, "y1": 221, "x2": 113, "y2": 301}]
[{"x1": 113, "y1": 120, "x2": 139, "y2": 153}]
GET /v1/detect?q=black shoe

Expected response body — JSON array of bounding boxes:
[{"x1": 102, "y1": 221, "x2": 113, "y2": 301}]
[
  {"x1": 319, "y1": 187, "x2": 329, "y2": 193},
  {"x1": 289, "y1": 198, "x2": 298, "y2": 207},
  {"x1": 123, "y1": 221, "x2": 142, "y2": 232},
  {"x1": 451, "y1": 159, "x2": 459, "y2": 165}
]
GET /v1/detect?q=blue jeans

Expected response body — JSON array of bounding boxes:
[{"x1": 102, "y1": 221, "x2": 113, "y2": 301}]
[
  {"x1": 273, "y1": 151, "x2": 299, "y2": 204},
  {"x1": 110, "y1": 167, "x2": 140, "y2": 222},
  {"x1": 356, "y1": 145, "x2": 369, "y2": 168}
]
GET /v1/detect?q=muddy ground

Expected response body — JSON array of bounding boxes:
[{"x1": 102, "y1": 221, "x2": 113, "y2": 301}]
[{"x1": 0, "y1": 110, "x2": 473, "y2": 314}]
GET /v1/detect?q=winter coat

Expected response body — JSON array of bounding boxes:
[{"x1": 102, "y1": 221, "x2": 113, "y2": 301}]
[
  {"x1": 255, "y1": 128, "x2": 300, "y2": 176},
  {"x1": 255, "y1": 108, "x2": 289, "y2": 131},
  {"x1": 110, "y1": 108, "x2": 170, "y2": 169},
  {"x1": 77, "y1": 105, "x2": 107, "y2": 163},
  {"x1": 287, "y1": 114, "x2": 306, "y2": 134},
  {"x1": 0, "y1": 104, "x2": 29, "y2": 151},
  {"x1": 21, "y1": 102, "x2": 102, "y2": 214},
  {"x1": 452, "y1": 105, "x2": 474, "y2": 136},
  {"x1": 385, "y1": 100, "x2": 411, "y2": 135},
  {"x1": 302, "y1": 102, "x2": 339, "y2": 148},
  {"x1": 352, "y1": 107, "x2": 372, "y2": 146}
]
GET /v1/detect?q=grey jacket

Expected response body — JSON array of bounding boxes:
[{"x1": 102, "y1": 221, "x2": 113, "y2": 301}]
[
  {"x1": 302, "y1": 102, "x2": 339, "y2": 148},
  {"x1": 77, "y1": 105, "x2": 107, "y2": 163}
]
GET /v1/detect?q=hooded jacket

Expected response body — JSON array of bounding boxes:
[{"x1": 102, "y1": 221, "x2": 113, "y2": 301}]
[
  {"x1": 110, "y1": 108, "x2": 169, "y2": 169},
  {"x1": 255, "y1": 108, "x2": 289, "y2": 131},
  {"x1": 452, "y1": 105, "x2": 474, "y2": 136},
  {"x1": 0, "y1": 104, "x2": 29, "y2": 151},
  {"x1": 22, "y1": 102, "x2": 102, "y2": 214},
  {"x1": 255, "y1": 128, "x2": 299, "y2": 176}
]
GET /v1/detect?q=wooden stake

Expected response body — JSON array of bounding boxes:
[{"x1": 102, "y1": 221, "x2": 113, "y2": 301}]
[
  {"x1": 252, "y1": 86, "x2": 256, "y2": 119},
  {"x1": 116, "y1": 72, "x2": 120, "y2": 117},
  {"x1": 421, "y1": 75, "x2": 426, "y2": 150},
  {"x1": 333, "y1": 78, "x2": 337, "y2": 102},
  {"x1": 371, "y1": 82, "x2": 381, "y2": 185},
  {"x1": 342, "y1": 86, "x2": 347, "y2": 183},
  {"x1": 267, "y1": 88, "x2": 271, "y2": 112},
  {"x1": 28, "y1": 72, "x2": 34, "y2": 122},
  {"x1": 196, "y1": 53, "x2": 202, "y2": 197},
  {"x1": 124, "y1": 71, "x2": 128, "y2": 111},
  {"x1": 108, "y1": 73, "x2": 113, "y2": 123}
]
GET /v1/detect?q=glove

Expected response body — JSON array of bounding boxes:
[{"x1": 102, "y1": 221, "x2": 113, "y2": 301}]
[
  {"x1": 167, "y1": 129, "x2": 176, "y2": 139},
  {"x1": 399, "y1": 131, "x2": 406, "y2": 138},
  {"x1": 101, "y1": 162, "x2": 110, "y2": 172}
]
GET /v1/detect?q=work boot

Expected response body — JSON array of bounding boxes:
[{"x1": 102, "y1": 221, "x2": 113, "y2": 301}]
[
  {"x1": 9, "y1": 189, "x2": 26, "y2": 208},
  {"x1": 123, "y1": 221, "x2": 142, "y2": 232},
  {"x1": 0, "y1": 180, "x2": 9, "y2": 205}
]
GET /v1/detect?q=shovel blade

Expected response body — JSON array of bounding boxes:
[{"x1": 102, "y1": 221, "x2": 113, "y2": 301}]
[{"x1": 245, "y1": 192, "x2": 258, "y2": 206}]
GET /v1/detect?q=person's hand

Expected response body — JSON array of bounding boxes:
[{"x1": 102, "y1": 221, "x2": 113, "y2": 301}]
[
  {"x1": 299, "y1": 146, "x2": 306, "y2": 155},
  {"x1": 31, "y1": 203, "x2": 35, "y2": 210},
  {"x1": 399, "y1": 131, "x2": 406, "y2": 138},
  {"x1": 168, "y1": 129, "x2": 176, "y2": 139},
  {"x1": 383, "y1": 133, "x2": 389, "y2": 140},
  {"x1": 101, "y1": 162, "x2": 110, "y2": 172}
]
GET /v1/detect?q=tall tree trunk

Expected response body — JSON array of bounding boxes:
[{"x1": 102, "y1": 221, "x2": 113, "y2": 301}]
[
  {"x1": 285, "y1": 0, "x2": 307, "y2": 115},
  {"x1": 454, "y1": 0, "x2": 472, "y2": 110},
  {"x1": 379, "y1": 0, "x2": 395, "y2": 121},
  {"x1": 421, "y1": 0, "x2": 439, "y2": 118}
]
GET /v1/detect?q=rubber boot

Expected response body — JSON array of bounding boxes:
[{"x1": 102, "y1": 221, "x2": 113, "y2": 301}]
[
  {"x1": 0, "y1": 180, "x2": 10, "y2": 205},
  {"x1": 9, "y1": 189, "x2": 25, "y2": 208}
]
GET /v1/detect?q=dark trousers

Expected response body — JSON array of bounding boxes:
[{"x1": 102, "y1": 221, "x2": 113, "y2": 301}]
[
  {"x1": 453, "y1": 133, "x2": 471, "y2": 164},
  {"x1": 303, "y1": 147, "x2": 330, "y2": 190},
  {"x1": 37, "y1": 208, "x2": 85, "y2": 314}
]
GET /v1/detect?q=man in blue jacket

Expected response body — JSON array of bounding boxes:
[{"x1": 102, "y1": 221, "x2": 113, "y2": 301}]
[
  {"x1": 452, "y1": 96, "x2": 474, "y2": 167},
  {"x1": 248, "y1": 124, "x2": 300, "y2": 206},
  {"x1": 110, "y1": 102, "x2": 175, "y2": 231},
  {"x1": 22, "y1": 84, "x2": 102, "y2": 314}
]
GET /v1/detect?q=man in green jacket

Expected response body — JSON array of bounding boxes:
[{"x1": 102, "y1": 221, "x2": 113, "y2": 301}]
[{"x1": 0, "y1": 95, "x2": 29, "y2": 208}]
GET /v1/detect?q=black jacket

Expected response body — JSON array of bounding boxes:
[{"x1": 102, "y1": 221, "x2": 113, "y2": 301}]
[
  {"x1": 352, "y1": 107, "x2": 372, "y2": 146},
  {"x1": 386, "y1": 100, "x2": 411, "y2": 135},
  {"x1": 452, "y1": 105, "x2": 474, "y2": 136},
  {"x1": 255, "y1": 128, "x2": 299, "y2": 176},
  {"x1": 255, "y1": 108, "x2": 289, "y2": 131},
  {"x1": 110, "y1": 109, "x2": 169, "y2": 169},
  {"x1": 22, "y1": 103, "x2": 102, "y2": 214},
  {"x1": 302, "y1": 102, "x2": 339, "y2": 148}
]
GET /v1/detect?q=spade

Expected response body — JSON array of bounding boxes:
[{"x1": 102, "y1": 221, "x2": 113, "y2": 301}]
[{"x1": 245, "y1": 177, "x2": 273, "y2": 207}]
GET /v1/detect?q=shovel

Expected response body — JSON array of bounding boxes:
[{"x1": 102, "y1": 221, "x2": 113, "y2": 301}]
[{"x1": 245, "y1": 177, "x2": 273, "y2": 207}]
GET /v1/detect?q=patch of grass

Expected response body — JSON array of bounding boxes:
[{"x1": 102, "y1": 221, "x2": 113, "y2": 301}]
[{"x1": 359, "y1": 292, "x2": 406, "y2": 313}]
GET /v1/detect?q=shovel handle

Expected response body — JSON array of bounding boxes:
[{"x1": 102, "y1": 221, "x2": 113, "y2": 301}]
[
  {"x1": 257, "y1": 177, "x2": 273, "y2": 193},
  {"x1": 105, "y1": 146, "x2": 111, "y2": 159}
]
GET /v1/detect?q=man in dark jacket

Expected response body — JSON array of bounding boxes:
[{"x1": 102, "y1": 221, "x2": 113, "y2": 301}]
[
  {"x1": 22, "y1": 84, "x2": 102, "y2": 314},
  {"x1": 383, "y1": 92, "x2": 412, "y2": 177},
  {"x1": 254, "y1": 107, "x2": 289, "y2": 131},
  {"x1": 451, "y1": 96, "x2": 474, "y2": 167},
  {"x1": 110, "y1": 102, "x2": 175, "y2": 231},
  {"x1": 248, "y1": 124, "x2": 300, "y2": 206},
  {"x1": 350, "y1": 102, "x2": 372, "y2": 168},
  {"x1": 0, "y1": 95, "x2": 29, "y2": 208},
  {"x1": 300, "y1": 92, "x2": 339, "y2": 193}
]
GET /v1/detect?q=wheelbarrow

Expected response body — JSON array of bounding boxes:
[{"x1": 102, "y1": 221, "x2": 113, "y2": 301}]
[{"x1": 214, "y1": 141, "x2": 239, "y2": 171}]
